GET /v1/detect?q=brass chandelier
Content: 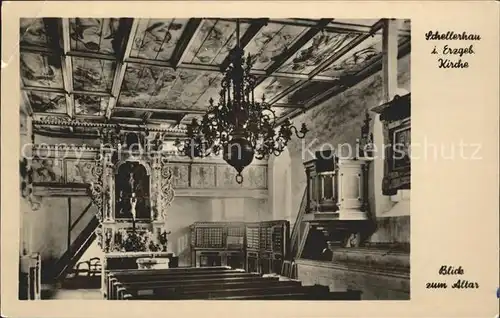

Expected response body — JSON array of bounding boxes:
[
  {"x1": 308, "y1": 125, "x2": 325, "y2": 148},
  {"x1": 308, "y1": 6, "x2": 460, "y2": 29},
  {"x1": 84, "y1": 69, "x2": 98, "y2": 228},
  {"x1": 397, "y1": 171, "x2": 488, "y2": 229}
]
[{"x1": 175, "y1": 19, "x2": 308, "y2": 184}]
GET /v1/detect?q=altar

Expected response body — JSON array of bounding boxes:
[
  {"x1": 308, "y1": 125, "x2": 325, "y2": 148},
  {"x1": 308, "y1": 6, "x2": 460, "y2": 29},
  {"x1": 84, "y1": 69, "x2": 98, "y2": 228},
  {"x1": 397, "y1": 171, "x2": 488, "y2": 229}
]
[{"x1": 84, "y1": 128, "x2": 178, "y2": 298}]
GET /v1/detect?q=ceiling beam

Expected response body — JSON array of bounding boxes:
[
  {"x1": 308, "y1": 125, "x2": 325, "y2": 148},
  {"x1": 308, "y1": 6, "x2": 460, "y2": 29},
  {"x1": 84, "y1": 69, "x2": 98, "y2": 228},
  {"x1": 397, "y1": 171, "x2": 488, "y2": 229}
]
[
  {"x1": 72, "y1": 90, "x2": 111, "y2": 97},
  {"x1": 271, "y1": 71, "x2": 337, "y2": 82},
  {"x1": 382, "y1": 19, "x2": 400, "y2": 103},
  {"x1": 269, "y1": 18, "x2": 410, "y2": 36},
  {"x1": 266, "y1": 19, "x2": 385, "y2": 105},
  {"x1": 60, "y1": 19, "x2": 75, "y2": 119},
  {"x1": 125, "y1": 58, "x2": 337, "y2": 81},
  {"x1": 106, "y1": 18, "x2": 137, "y2": 120},
  {"x1": 19, "y1": 45, "x2": 55, "y2": 54},
  {"x1": 22, "y1": 86, "x2": 65, "y2": 94},
  {"x1": 171, "y1": 18, "x2": 203, "y2": 69},
  {"x1": 66, "y1": 51, "x2": 116, "y2": 61},
  {"x1": 113, "y1": 106, "x2": 206, "y2": 114},
  {"x1": 219, "y1": 18, "x2": 269, "y2": 71},
  {"x1": 112, "y1": 116, "x2": 144, "y2": 123},
  {"x1": 32, "y1": 129, "x2": 100, "y2": 140},
  {"x1": 272, "y1": 102, "x2": 303, "y2": 109},
  {"x1": 276, "y1": 37, "x2": 411, "y2": 125},
  {"x1": 148, "y1": 118, "x2": 179, "y2": 125}
]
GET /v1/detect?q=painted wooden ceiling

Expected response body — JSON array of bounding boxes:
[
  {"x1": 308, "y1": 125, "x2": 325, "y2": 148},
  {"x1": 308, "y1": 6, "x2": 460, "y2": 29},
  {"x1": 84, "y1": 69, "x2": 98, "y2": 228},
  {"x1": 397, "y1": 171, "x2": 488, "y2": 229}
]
[{"x1": 20, "y1": 18, "x2": 410, "y2": 130}]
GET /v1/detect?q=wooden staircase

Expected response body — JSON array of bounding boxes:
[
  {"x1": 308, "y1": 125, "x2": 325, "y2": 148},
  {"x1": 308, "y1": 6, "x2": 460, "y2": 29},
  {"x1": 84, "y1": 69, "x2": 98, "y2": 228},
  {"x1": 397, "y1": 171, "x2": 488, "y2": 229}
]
[
  {"x1": 43, "y1": 201, "x2": 99, "y2": 283},
  {"x1": 281, "y1": 190, "x2": 308, "y2": 278}
]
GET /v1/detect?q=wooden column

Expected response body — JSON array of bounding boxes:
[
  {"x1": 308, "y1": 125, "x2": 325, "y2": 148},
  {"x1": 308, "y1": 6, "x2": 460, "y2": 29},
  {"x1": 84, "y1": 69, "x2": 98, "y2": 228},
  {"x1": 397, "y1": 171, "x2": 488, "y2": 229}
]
[{"x1": 382, "y1": 19, "x2": 400, "y2": 102}]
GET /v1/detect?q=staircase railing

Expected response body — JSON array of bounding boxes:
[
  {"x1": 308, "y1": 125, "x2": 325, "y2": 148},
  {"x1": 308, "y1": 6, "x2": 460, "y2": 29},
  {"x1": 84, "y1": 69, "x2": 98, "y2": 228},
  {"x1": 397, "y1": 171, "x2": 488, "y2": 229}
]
[
  {"x1": 281, "y1": 189, "x2": 307, "y2": 278},
  {"x1": 49, "y1": 201, "x2": 99, "y2": 282},
  {"x1": 289, "y1": 189, "x2": 308, "y2": 260}
]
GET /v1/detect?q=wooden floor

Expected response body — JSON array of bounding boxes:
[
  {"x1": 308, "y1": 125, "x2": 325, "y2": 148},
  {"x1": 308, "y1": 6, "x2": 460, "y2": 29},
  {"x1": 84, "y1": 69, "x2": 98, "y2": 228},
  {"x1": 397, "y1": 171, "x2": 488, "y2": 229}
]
[{"x1": 50, "y1": 288, "x2": 102, "y2": 300}]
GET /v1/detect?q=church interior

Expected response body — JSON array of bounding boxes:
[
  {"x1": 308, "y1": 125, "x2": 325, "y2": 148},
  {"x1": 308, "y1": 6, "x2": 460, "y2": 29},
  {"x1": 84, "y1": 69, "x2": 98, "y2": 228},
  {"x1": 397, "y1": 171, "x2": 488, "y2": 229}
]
[{"x1": 19, "y1": 17, "x2": 411, "y2": 300}]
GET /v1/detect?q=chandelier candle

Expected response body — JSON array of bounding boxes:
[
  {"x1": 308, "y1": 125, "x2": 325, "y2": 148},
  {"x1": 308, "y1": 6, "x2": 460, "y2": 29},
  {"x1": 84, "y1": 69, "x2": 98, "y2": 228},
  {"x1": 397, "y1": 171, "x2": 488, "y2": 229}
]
[{"x1": 175, "y1": 19, "x2": 308, "y2": 183}]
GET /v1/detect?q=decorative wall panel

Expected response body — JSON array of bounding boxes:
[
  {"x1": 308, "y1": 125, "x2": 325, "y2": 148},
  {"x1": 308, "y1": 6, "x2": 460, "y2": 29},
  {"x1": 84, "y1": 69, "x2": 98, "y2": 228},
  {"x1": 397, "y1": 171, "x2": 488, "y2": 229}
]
[
  {"x1": 242, "y1": 165, "x2": 267, "y2": 189},
  {"x1": 31, "y1": 158, "x2": 64, "y2": 183},
  {"x1": 30, "y1": 147, "x2": 268, "y2": 191},
  {"x1": 65, "y1": 159, "x2": 99, "y2": 183},
  {"x1": 167, "y1": 164, "x2": 190, "y2": 188},
  {"x1": 216, "y1": 165, "x2": 240, "y2": 188},
  {"x1": 191, "y1": 165, "x2": 216, "y2": 188}
]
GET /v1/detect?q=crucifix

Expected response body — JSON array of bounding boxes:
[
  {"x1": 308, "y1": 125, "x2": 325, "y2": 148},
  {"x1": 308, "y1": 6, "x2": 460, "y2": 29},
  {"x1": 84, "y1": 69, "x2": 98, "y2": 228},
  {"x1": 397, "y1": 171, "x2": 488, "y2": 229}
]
[
  {"x1": 128, "y1": 172, "x2": 136, "y2": 193},
  {"x1": 130, "y1": 192, "x2": 137, "y2": 231}
]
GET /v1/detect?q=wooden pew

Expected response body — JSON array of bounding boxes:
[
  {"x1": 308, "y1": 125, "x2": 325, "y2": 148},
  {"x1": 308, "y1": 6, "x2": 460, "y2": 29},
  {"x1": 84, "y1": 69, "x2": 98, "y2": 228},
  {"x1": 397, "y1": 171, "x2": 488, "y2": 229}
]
[
  {"x1": 108, "y1": 267, "x2": 362, "y2": 301},
  {"x1": 105, "y1": 267, "x2": 236, "y2": 298},
  {"x1": 125, "y1": 282, "x2": 315, "y2": 300},
  {"x1": 107, "y1": 269, "x2": 258, "y2": 300},
  {"x1": 118, "y1": 277, "x2": 298, "y2": 299}
]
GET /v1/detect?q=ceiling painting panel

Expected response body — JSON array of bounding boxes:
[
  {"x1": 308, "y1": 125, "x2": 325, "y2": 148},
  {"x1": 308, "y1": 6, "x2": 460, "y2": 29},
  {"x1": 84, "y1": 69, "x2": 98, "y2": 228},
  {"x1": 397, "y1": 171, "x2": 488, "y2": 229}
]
[
  {"x1": 20, "y1": 18, "x2": 54, "y2": 48},
  {"x1": 206, "y1": 20, "x2": 252, "y2": 65},
  {"x1": 130, "y1": 18, "x2": 189, "y2": 61},
  {"x1": 19, "y1": 18, "x2": 411, "y2": 125},
  {"x1": 244, "y1": 23, "x2": 308, "y2": 71},
  {"x1": 183, "y1": 19, "x2": 250, "y2": 65},
  {"x1": 319, "y1": 33, "x2": 382, "y2": 77},
  {"x1": 72, "y1": 57, "x2": 116, "y2": 92},
  {"x1": 181, "y1": 19, "x2": 213, "y2": 64},
  {"x1": 21, "y1": 53, "x2": 64, "y2": 88},
  {"x1": 117, "y1": 63, "x2": 177, "y2": 108},
  {"x1": 190, "y1": 73, "x2": 224, "y2": 109},
  {"x1": 69, "y1": 18, "x2": 121, "y2": 55},
  {"x1": 74, "y1": 94, "x2": 109, "y2": 116},
  {"x1": 161, "y1": 69, "x2": 220, "y2": 110},
  {"x1": 27, "y1": 91, "x2": 67, "y2": 114},
  {"x1": 277, "y1": 31, "x2": 358, "y2": 75},
  {"x1": 253, "y1": 77, "x2": 300, "y2": 102}
]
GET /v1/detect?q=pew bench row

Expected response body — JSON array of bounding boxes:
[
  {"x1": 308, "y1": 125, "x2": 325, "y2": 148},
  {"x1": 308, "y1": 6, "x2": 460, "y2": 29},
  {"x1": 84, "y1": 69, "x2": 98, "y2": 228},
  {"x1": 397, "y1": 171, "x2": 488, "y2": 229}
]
[{"x1": 105, "y1": 266, "x2": 362, "y2": 301}]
